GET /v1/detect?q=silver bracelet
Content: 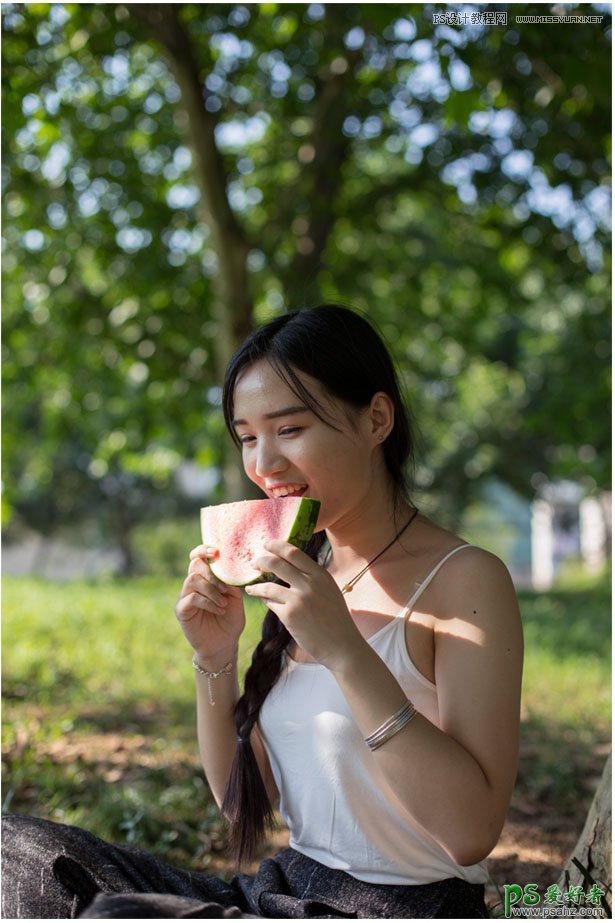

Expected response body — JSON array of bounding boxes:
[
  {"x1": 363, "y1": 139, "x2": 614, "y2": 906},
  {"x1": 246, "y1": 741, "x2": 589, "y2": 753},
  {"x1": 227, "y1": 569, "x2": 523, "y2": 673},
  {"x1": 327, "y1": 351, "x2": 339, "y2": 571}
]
[
  {"x1": 192, "y1": 654, "x2": 234, "y2": 706},
  {"x1": 365, "y1": 700, "x2": 417, "y2": 751}
]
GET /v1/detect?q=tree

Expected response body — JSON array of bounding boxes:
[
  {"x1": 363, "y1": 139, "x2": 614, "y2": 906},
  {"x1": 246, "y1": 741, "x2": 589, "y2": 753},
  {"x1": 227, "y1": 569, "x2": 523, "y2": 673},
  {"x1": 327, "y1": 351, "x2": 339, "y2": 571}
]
[
  {"x1": 557, "y1": 754, "x2": 611, "y2": 918},
  {"x1": 2, "y1": 3, "x2": 610, "y2": 561}
]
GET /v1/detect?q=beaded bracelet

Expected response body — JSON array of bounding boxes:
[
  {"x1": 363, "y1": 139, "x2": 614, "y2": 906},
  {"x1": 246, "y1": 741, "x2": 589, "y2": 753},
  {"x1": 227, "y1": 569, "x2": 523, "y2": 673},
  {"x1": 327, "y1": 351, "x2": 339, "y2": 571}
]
[{"x1": 365, "y1": 700, "x2": 417, "y2": 751}]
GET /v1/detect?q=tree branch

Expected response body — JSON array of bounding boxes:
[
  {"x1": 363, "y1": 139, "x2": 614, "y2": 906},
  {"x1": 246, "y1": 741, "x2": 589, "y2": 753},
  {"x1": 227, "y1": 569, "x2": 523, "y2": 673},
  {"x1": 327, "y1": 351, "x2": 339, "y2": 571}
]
[
  {"x1": 127, "y1": 4, "x2": 253, "y2": 359},
  {"x1": 279, "y1": 15, "x2": 363, "y2": 298}
]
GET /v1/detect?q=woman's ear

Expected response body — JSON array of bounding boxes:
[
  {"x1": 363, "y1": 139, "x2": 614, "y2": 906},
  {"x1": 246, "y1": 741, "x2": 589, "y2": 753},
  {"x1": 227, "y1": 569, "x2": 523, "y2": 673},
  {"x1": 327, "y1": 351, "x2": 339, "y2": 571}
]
[{"x1": 369, "y1": 392, "x2": 395, "y2": 445}]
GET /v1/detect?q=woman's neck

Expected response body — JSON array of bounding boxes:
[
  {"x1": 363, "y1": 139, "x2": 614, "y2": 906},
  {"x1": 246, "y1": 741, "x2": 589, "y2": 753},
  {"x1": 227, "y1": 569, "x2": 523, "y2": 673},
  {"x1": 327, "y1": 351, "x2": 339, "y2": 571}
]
[{"x1": 325, "y1": 484, "x2": 414, "y2": 576}]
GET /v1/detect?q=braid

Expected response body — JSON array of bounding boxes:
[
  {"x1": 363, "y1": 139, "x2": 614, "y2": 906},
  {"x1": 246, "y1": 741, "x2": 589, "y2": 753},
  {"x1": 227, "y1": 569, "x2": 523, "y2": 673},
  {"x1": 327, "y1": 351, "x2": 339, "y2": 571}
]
[{"x1": 221, "y1": 531, "x2": 326, "y2": 864}]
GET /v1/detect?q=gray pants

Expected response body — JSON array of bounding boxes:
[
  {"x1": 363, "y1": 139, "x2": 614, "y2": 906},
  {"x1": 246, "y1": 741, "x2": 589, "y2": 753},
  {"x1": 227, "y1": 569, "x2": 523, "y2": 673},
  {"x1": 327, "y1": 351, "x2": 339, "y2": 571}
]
[{"x1": 1, "y1": 815, "x2": 488, "y2": 918}]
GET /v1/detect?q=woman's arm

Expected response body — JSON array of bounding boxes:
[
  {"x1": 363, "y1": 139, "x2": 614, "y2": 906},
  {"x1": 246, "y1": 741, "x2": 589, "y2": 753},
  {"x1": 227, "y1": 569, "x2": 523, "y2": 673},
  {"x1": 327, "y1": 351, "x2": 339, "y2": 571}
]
[
  {"x1": 330, "y1": 548, "x2": 523, "y2": 866},
  {"x1": 176, "y1": 548, "x2": 278, "y2": 810},
  {"x1": 247, "y1": 540, "x2": 522, "y2": 864},
  {"x1": 193, "y1": 652, "x2": 279, "y2": 809},
  {"x1": 194, "y1": 650, "x2": 242, "y2": 807}
]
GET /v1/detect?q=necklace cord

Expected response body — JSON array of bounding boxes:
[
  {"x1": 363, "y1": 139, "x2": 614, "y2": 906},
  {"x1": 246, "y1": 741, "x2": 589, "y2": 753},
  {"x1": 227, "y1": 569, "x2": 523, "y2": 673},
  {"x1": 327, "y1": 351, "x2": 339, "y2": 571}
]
[{"x1": 338, "y1": 507, "x2": 419, "y2": 594}]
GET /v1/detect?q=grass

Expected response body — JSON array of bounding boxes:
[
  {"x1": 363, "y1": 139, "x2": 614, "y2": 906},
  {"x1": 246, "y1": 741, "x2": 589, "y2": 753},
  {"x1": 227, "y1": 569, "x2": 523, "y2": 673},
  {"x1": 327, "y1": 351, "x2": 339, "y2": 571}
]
[
  {"x1": 2, "y1": 576, "x2": 266, "y2": 870},
  {"x1": 2, "y1": 571, "x2": 611, "y2": 875},
  {"x1": 514, "y1": 577, "x2": 611, "y2": 819}
]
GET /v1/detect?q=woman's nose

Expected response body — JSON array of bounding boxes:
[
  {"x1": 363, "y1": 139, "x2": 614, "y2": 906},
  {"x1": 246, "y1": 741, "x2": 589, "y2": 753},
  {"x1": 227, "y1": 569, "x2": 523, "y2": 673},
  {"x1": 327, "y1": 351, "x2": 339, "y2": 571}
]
[{"x1": 255, "y1": 442, "x2": 287, "y2": 478}]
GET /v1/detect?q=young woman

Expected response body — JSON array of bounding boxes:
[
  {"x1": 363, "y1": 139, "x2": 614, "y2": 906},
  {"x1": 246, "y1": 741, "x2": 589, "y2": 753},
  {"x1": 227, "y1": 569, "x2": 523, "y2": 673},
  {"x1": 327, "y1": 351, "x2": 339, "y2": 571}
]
[{"x1": 2, "y1": 305, "x2": 523, "y2": 919}]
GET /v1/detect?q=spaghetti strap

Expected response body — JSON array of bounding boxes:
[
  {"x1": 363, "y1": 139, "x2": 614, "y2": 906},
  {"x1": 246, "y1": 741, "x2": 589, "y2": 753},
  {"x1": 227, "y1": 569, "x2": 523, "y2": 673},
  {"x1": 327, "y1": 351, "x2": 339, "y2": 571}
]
[{"x1": 401, "y1": 544, "x2": 474, "y2": 613}]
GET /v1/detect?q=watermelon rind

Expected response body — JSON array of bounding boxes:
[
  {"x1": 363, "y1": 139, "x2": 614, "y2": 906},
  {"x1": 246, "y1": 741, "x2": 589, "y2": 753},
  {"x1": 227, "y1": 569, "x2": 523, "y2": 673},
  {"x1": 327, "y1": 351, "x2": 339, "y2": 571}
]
[{"x1": 200, "y1": 497, "x2": 321, "y2": 587}]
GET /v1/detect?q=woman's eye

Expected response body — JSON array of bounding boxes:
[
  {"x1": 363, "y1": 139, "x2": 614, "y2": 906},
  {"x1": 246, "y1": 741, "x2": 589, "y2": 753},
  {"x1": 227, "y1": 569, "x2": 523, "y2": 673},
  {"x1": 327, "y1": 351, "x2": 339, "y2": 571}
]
[{"x1": 238, "y1": 427, "x2": 301, "y2": 444}]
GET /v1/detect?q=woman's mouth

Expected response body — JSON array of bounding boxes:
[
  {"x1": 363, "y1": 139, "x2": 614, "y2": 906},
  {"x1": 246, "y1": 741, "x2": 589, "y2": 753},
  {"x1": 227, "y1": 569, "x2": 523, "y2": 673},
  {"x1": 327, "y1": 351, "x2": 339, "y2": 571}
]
[{"x1": 267, "y1": 483, "x2": 308, "y2": 499}]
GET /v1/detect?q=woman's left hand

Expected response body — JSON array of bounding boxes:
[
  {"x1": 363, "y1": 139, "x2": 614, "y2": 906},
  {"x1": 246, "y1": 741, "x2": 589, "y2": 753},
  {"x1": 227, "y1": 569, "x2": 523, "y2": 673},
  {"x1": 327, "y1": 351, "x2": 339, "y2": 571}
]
[{"x1": 245, "y1": 540, "x2": 365, "y2": 672}]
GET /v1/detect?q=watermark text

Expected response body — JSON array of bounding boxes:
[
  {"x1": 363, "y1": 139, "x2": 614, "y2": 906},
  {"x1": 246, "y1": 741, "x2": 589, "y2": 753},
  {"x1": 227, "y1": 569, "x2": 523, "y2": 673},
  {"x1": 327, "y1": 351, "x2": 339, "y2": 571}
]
[
  {"x1": 515, "y1": 14, "x2": 603, "y2": 24},
  {"x1": 433, "y1": 11, "x2": 604, "y2": 26},
  {"x1": 433, "y1": 11, "x2": 507, "y2": 26},
  {"x1": 503, "y1": 883, "x2": 607, "y2": 919}
]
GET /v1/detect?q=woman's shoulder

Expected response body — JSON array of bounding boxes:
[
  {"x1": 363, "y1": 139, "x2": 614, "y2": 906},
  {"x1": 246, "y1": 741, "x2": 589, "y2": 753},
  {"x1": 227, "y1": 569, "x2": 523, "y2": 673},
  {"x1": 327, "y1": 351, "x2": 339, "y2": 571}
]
[
  {"x1": 410, "y1": 516, "x2": 516, "y2": 607},
  {"x1": 396, "y1": 515, "x2": 521, "y2": 682},
  {"x1": 438, "y1": 542, "x2": 514, "y2": 592},
  {"x1": 427, "y1": 550, "x2": 521, "y2": 657},
  {"x1": 413, "y1": 515, "x2": 508, "y2": 567}
]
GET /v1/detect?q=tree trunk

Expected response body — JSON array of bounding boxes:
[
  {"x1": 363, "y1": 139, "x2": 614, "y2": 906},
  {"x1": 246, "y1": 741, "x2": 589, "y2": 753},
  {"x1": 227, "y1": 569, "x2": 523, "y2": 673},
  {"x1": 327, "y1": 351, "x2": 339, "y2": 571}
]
[
  {"x1": 280, "y1": 13, "x2": 360, "y2": 304},
  {"x1": 598, "y1": 491, "x2": 612, "y2": 560},
  {"x1": 557, "y1": 753, "x2": 611, "y2": 916},
  {"x1": 127, "y1": 4, "x2": 257, "y2": 500},
  {"x1": 127, "y1": 5, "x2": 253, "y2": 365},
  {"x1": 113, "y1": 502, "x2": 138, "y2": 577}
]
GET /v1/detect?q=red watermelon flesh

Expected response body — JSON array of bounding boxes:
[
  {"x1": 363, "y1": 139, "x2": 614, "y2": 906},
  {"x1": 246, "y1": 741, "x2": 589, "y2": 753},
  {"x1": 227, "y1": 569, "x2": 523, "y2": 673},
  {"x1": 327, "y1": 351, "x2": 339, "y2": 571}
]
[{"x1": 200, "y1": 497, "x2": 321, "y2": 586}]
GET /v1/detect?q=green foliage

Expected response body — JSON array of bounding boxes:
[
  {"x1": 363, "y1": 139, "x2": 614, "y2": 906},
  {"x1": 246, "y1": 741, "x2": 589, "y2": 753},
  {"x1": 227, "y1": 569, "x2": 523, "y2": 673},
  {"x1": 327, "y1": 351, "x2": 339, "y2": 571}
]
[
  {"x1": 2, "y1": 3, "x2": 225, "y2": 544},
  {"x1": 131, "y1": 516, "x2": 201, "y2": 577},
  {"x1": 2, "y1": 2, "x2": 611, "y2": 547}
]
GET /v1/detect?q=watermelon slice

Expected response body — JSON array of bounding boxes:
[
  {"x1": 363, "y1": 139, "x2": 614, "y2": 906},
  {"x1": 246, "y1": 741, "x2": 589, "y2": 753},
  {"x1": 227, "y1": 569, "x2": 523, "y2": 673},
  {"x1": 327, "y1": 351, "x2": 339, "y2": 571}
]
[{"x1": 200, "y1": 497, "x2": 321, "y2": 586}]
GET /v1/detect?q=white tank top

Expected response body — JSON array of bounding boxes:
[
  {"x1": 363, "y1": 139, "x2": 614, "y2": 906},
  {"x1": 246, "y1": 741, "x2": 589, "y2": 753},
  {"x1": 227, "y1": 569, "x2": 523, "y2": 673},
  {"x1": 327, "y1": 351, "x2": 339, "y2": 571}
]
[{"x1": 258, "y1": 544, "x2": 489, "y2": 886}]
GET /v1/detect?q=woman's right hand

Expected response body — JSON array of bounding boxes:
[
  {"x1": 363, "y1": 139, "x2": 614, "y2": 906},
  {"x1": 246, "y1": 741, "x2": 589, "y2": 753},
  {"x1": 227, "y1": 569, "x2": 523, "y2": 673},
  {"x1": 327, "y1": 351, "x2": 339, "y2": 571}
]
[{"x1": 175, "y1": 546, "x2": 246, "y2": 667}]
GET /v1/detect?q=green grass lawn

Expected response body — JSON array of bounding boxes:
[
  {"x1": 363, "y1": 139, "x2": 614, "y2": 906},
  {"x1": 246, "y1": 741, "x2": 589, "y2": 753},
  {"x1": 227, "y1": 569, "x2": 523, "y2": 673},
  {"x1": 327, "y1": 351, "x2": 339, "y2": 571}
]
[
  {"x1": 2, "y1": 572, "x2": 611, "y2": 874},
  {"x1": 2, "y1": 576, "x2": 267, "y2": 869},
  {"x1": 514, "y1": 578, "x2": 611, "y2": 821}
]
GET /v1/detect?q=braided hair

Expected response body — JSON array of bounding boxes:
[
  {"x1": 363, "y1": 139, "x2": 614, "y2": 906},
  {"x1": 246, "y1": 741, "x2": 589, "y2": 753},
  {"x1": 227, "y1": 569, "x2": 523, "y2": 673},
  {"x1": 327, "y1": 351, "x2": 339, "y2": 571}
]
[{"x1": 220, "y1": 305, "x2": 416, "y2": 863}]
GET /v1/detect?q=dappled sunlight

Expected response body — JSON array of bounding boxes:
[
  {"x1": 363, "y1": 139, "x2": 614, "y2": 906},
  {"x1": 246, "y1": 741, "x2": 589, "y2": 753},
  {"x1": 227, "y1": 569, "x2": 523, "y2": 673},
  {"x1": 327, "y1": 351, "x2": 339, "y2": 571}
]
[
  {"x1": 3, "y1": 4, "x2": 609, "y2": 563},
  {"x1": 1, "y1": 2, "x2": 610, "y2": 910}
]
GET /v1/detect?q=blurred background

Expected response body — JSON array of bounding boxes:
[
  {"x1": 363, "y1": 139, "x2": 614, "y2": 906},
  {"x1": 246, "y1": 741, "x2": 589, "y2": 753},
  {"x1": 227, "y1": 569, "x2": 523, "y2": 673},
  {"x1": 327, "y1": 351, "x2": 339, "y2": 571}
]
[{"x1": 2, "y1": 2, "x2": 611, "y2": 913}]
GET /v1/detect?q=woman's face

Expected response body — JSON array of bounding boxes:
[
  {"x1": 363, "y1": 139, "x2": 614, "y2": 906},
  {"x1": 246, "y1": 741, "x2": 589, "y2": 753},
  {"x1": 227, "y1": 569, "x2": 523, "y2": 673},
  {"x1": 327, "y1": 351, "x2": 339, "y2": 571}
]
[{"x1": 231, "y1": 360, "x2": 382, "y2": 531}]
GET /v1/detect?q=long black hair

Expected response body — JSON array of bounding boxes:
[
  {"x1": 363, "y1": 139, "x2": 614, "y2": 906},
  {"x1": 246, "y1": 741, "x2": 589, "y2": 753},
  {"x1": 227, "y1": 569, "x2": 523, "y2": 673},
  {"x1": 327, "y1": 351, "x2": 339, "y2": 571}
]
[{"x1": 220, "y1": 304, "x2": 416, "y2": 863}]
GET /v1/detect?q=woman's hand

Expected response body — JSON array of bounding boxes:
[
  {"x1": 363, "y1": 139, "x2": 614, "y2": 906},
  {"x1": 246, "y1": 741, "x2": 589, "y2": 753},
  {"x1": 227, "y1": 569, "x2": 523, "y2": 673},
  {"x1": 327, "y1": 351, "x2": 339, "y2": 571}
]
[
  {"x1": 175, "y1": 545, "x2": 246, "y2": 666},
  {"x1": 245, "y1": 540, "x2": 365, "y2": 671}
]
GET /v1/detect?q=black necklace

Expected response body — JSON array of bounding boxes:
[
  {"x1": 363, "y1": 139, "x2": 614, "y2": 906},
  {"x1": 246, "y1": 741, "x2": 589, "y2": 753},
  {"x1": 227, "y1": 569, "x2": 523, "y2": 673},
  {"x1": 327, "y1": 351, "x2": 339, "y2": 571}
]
[{"x1": 329, "y1": 507, "x2": 420, "y2": 595}]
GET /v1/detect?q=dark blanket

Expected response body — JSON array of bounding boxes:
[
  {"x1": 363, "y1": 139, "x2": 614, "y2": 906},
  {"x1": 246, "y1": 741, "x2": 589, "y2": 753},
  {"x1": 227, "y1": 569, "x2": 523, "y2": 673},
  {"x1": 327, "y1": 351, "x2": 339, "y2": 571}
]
[{"x1": 1, "y1": 814, "x2": 488, "y2": 919}]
